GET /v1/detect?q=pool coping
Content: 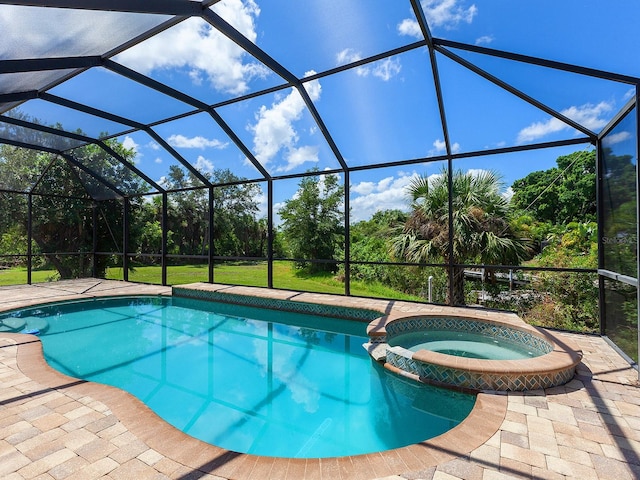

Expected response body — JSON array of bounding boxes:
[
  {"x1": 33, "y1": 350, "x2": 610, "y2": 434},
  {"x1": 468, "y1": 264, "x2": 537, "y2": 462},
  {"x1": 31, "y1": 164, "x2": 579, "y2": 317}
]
[{"x1": 0, "y1": 281, "x2": 510, "y2": 479}]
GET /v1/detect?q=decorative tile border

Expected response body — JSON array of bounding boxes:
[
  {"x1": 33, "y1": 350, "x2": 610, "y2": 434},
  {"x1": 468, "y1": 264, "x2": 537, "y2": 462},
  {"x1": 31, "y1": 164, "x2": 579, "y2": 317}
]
[
  {"x1": 386, "y1": 345, "x2": 578, "y2": 392},
  {"x1": 375, "y1": 313, "x2": 582, "y2": 392},
  {"x1": 172, "y1": 286, "x2": 381, "y2": 322},
  {"x1": 385, "y1": 316, "x2": 554, "y2": 356}
]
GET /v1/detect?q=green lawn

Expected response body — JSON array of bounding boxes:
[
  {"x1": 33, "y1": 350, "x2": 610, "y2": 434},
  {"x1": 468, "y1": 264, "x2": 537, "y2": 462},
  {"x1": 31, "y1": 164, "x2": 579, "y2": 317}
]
[
  {"x1": 0, "y1": 267, "x2": 60, "y2": 285},
  {"x1": 0, "y1": 262, "x2": 424, "y2": 302}
]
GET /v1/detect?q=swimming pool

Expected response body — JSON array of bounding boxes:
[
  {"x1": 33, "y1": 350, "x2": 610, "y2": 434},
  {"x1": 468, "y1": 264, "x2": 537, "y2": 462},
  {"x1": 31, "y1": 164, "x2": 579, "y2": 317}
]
[{"x1": 1, "y1": 296, "x2": 475, "y2": 458}]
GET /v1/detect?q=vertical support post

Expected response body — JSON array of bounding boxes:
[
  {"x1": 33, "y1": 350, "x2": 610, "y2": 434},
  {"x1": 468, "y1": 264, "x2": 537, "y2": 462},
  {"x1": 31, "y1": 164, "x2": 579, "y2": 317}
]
[
  {"x1": 92, "y1": 201, "x2": 98, "y2": 278},
  {"x1": 635, "y1": 87, "x2": 640, "y2": 379},
  {"x1": 27, "y1": 194, "x2": 32, "y2": 285},
  {"x1": 267, "y1": 179, "x2": 274, "y2": 289},
  {"x1": 344, "y1": 170, "x2": 351, "y2": 296},
  {"x1": 447, "y1": 158, "x2": 455, "y2": 305},
  {"x1": 123, "y1": 197, "x2": 129, "y2": 282},
  {"x1": 208, "y1": 186, "x2": 214, "y2": 284},
  {"x1": 162, "y1": 192, "x2": 168, "y2": 286},
  {"x1": 596, "y1": 138, "x2": 607, "y2": 337}
]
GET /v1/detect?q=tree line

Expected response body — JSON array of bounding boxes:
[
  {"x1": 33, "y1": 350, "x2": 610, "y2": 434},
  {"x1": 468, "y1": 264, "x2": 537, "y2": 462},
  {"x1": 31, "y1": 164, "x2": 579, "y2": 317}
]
[{"x1": 1, "y1": 124, "x2": 636, "y2": 334}]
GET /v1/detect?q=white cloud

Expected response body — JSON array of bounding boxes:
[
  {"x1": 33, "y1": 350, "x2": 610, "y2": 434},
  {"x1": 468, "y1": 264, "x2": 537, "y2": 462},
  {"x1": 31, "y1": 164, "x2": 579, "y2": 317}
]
[
  {"x1": 115, "y1": 1, "x2": 270, "y2": 95},
  {"x1": 336, "y1": 48, "x2": 362, "y2": 65},
  {"x1": 371, "y1": 58, "x2": 402, "y2": 81},
  {"x1": 352, "y1": 181, "x2": 376, "y2": 195},
  {"x1": 397, "y1": 18, "x2": 422, "y2": 37},
  {"x1": 250, "y1": 72, "x2": 321, "y2": 170},
  {"x1": 602, "y1": 131, "x2": 632, "y2": 147},
  {"x1": 281, "y1": 146, "x2": 319, "y2": 172},
  {"x1": 122, "y1": 136, "x2": 140, "y2": 155},
  {"x1": 350, "y1": 173, "x2": 419, "y2": 222},
  {"x1": 154, "y1": 157, "x2": 163, "y2": 164},
  {"x1": 433, "y1": 139, "x2": 447, "y2": 152},
  {"x1": 167, "y1": 134, "x2": 228, "y2": 149},
  {"x1": 430, "y1": 138, "x2": 461, "y2": 155},
  {"x1": 195, "y1": 155, "x2": 214, "y2": 174},
  {"x1": 475, "y1": 35, "x2": 494, "y2": 45},
  {"x1": 398, "y1": 0, "x2": 478, "y2": 38},
  {"x1": 336, "y1": 49, "x2": 401, "y2": 81},
  {"x1": 517, "y1": 101, "x2": 614, "y2": 143},
  {"x1": 423, "y1": 0, "x2": 478, "y2": 28}
]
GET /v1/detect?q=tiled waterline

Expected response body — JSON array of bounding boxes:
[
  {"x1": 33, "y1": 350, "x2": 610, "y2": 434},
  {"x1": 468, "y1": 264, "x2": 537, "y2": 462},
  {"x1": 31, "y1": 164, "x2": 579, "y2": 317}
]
[{"x1": 0, "y1": 280, "x2": 638, "y2": 479}]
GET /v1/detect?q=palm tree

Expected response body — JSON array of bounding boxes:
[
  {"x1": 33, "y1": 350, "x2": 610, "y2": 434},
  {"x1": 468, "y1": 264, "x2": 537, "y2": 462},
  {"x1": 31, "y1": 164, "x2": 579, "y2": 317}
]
[{"x1": 392, "y1": 168, "x2": 532, "y2": 305}]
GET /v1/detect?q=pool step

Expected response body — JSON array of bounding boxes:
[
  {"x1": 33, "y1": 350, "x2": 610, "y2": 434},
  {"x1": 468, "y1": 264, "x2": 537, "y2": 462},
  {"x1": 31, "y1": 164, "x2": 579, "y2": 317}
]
[
  {"x1": 0, "y1": 316, "x2": 50, "y2": 334},
  {"x1": 362, "y1": 342, "x2": 387, "y2": 362},
  {"x1": 0, "y1": 317, "x2": 26, "y2": 333}
]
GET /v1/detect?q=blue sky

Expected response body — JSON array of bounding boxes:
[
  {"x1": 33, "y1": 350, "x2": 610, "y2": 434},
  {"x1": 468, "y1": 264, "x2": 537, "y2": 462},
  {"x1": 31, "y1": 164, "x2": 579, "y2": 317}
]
[{"x1": 4, "y1": 0, "x2": 639, "y2": 223}]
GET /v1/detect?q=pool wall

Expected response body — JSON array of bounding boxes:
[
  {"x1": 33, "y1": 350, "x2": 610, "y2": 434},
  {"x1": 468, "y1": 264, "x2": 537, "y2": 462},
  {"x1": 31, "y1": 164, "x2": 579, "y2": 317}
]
[
  {"x1": 173, "y1": 285, "x2": 381, "y2": 322},
  {"x1": 366, "y1": 313, "x2": 583, "y2": 392}
]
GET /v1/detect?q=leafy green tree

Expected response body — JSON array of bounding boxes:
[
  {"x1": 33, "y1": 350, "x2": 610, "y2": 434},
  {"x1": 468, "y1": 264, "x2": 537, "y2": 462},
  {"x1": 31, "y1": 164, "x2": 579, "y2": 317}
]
[
  {"x1": 392, "y1": 168, "x2": 531, "y2": 305},
  {"x1": 349, "y1": 209, "x2": 406, "y2": 280},
  {"x1": 163, "y1": 166, "x2": 209, "y2": 256},
  {"x1": 511, "y1": 150, "x2": 596, "y2": 224},
  {"x1": 601, "y1": 149, "x2": 637, "y2": 277},
  {"x1": 0, "y1": 137, "x2": 146, "y2": 278},
  {"x1": 525, "y1": 222, "x2": 599, "y2": 331},
  {"x1": 211, "y1": 169, "x2": 265, "y2": 257},
  {"x1": 160, "y1": 167, "x2": 266, "y2": 258},
  {"x1": 278, "y1": 171, "x2": 344, "y2": 273}
]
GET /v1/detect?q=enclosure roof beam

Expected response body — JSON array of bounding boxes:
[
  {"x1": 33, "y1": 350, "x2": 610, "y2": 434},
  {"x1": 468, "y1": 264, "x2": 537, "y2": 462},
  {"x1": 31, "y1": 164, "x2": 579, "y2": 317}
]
[
  {"x1": 201, "y1": 9, "x2": 297, "y2": 86},
  {"x1": 0, "y1": 91, "x2": 39, "y2": 103},
  {"x1": 144, "y1": 127, "x2": 213, "y2": 187},
  {"x1": 0, "y1": 0, "x2": 205, "y2": 16},
  {"x1": 201, "y1": 9, "x2": 349, "y2": 171},
  {"x1": 0, "y1": 114, "x2": 165, "y2": 192},
  {"x1": 104, "y1": 59, "x2": 271, "y2": 180},
  {"x1": 435, "y1": 45, "x2": 597, "y2": 140},
  {"x1": 206, "y1": 109, "x2": 271, "y2": 179},
  {"x1": 59, "y1": 152, "x2": 126, "y2": 199},
  {"x1": 104, "y1": 60, "x2": 209, "y2": 111},
  {"x1": 0, "y1": 136, "x2": 61, "y2": 154},
  {"x1": 0, "y1": 56, "x2": 103, "y2": 74},
  {"x1": 409, "y1": 0, "x2": 434, "y2": 47},
  {"x1": 411, "y1": 4, "x2": 453, "y2": 158},
  {"x1": 436, "y1": 39, "x2": 640, "y2": 85},
  {"x1": 41, "y1": 92, "x2": 145, "y2": 130},
  {"x1": 30, "y1": 155, "x2": 59, "y2": 194},
  {"x1": 345, "y1": 137, "x2": 592, "y2": 174}
]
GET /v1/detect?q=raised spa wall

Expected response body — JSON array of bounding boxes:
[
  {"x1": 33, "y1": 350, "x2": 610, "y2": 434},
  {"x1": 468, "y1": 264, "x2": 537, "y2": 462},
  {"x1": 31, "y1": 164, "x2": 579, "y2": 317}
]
[{"x1": 365, "y1": 313, "x2": 583, "y2": 392}]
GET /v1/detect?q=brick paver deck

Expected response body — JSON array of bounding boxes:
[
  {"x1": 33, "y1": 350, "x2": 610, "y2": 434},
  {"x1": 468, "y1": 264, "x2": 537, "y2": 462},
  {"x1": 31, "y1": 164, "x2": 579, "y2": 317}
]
[{"x1": 1, "y1": 279, "x2": 638, "y2": 479}]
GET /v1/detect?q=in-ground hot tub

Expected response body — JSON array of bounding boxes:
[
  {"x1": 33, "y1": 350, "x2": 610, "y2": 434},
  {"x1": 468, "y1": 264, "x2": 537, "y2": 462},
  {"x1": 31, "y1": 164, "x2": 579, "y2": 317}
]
[{"x1": 364, "y1": 311, "x2": 583, "y2": 391}]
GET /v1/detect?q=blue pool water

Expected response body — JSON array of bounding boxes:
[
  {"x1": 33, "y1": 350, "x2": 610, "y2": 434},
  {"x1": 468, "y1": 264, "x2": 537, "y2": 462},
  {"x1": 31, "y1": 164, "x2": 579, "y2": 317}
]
[
  {"x1": 389, "y1": 330, "x2": 538, "y2": 360},
  {"x1": 1, "y1": 296, "x2": 475, "y2": 458}
]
